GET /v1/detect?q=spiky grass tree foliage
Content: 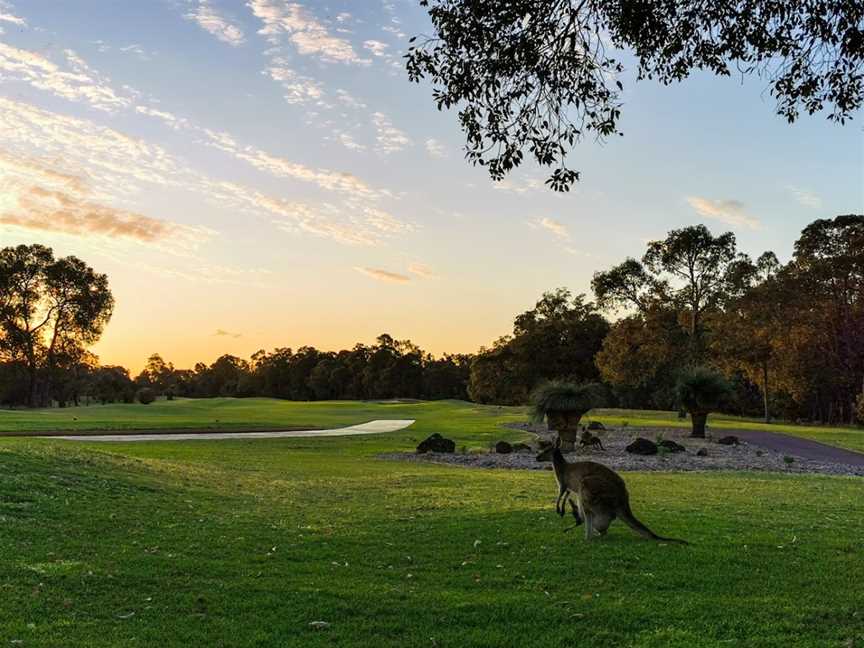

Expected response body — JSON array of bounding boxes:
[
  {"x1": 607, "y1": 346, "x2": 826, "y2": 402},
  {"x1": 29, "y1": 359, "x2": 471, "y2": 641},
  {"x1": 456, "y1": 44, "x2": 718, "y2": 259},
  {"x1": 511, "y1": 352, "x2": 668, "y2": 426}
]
[
  {"x1": 675, "y1": 367, "x2": 732, "y2": 438},
  {"x1": 530, "y1": 381, "x2": 606, "y2": 448}
]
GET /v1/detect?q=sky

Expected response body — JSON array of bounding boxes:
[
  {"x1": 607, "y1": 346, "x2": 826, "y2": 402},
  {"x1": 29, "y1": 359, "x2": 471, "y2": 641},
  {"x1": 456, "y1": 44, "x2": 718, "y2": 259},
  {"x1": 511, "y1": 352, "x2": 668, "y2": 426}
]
[{"x1": 0, "y1": 1, "x2": 862, "y2": 373}]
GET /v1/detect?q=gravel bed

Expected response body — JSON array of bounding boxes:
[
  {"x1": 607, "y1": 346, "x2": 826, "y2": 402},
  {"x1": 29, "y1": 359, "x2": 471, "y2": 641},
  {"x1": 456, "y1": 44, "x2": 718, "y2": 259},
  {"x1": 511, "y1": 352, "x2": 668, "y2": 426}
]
[{"x1": 381, "y1": 425, "x2": 864, "y2": 477}]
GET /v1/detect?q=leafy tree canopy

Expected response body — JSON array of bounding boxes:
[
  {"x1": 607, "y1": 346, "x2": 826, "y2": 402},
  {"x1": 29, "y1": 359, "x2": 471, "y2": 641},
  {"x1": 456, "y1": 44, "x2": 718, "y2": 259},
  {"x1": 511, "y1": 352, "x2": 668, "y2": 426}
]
[
  {"x1": 407, "y1": 0, "x2": 864, "y2": 190},
  {"x1": 0, "y1": 244, "x2": 113, "y2": 406}
]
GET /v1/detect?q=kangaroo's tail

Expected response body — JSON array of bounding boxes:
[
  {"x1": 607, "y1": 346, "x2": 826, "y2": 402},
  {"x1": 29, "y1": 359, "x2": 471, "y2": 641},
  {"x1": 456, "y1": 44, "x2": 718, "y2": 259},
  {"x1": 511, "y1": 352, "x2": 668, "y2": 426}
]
[{"x1": 618, "y1": 500, "x2": 689, "y2": 545}]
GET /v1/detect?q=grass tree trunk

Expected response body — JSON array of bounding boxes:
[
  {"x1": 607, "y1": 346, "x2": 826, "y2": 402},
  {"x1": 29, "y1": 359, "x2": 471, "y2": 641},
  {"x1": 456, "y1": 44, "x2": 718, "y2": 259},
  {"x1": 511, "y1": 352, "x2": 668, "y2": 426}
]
[
  {"x1": 690, "y1": 411, "x2": 708, "y2": 438},
  {"x1": 548, "y1": 411, "x2": 582, "y2": 452},
  {"x1": 762, "y1": 361, "x2": 770, "y2": 424}
]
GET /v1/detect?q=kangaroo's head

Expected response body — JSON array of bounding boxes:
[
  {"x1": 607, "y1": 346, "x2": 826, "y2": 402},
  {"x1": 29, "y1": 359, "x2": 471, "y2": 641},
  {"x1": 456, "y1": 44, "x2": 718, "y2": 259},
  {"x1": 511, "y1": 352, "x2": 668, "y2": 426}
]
[{"x1": 535, "y1": 434, "x2": 561, "y2": 463}]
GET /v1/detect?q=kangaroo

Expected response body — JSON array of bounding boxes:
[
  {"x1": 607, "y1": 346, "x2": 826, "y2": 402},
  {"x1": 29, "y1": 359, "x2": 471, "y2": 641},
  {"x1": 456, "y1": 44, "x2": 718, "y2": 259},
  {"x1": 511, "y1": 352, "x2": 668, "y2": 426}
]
[
  {"x1": 552, "y1": 445, "x2": 688, "y2": 544},
  {"x1": 579, "y1": 428, "x2": 605, "y2": 451}
]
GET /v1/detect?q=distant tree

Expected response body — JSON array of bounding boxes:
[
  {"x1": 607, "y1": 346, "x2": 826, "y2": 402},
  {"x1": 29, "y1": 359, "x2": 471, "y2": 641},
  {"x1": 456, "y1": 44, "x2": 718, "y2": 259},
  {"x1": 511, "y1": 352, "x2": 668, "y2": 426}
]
[
  {"x1": 0, "y1": 361, "x2": 29, "y2": 406},
  {"x1": 709, "y1": 255, "x2": 787, "y2": 422},
  {"x1": 252, "y1": 348, "x2": 294, "y2": 399},
  {"x1": 308, "y1": 355, "x2": 347, "y2": 400},
  {"x1": 136, "y1": 387, "x2": 156, "y2": 405},
  {"x1": 593, "y1": 225, "x2": 751, "y2": 361},
  {"x1": 468, "y1": 338, "x2": 526, "y2": 404},
  {"x1": 338, "y1": 345, "x2": 372, "y2": 399},
  {"x1": 208, "y1": 355, "x2": 252, "y2": 397},
  {"x1": 856, "y1": 391, "x2": 864, "y2": 425},
  {"x1": 286, "y1": 346, "x2": 323, "y2": 400},
  {"x1": 0, "y1": 244, "x2": 113, "y2": 407},
  {"x1": 89, "y1": 365, "x2": 135, "y2": 404},
  {"x1": 781, "y1": 215, "x2": 864, "y2": 422},
  {"x1": 408, "y1": 0, "x2": 864, "y2": 191},
  {"x1": 135, "y1": 353, "x2": 177, "y2": 395},
  {"x1": 50, "y1": 351, "x2": 97, "y2": 407},
  {"x1": 422, "y1": 353, "x2": 471, "y2": 400},
  {"x1": 675, "y1": 366, "x2": 732, "y2": 438},
  {"x1": 362, "y1": 335, "x2": 424, "y2": 399},
  {"x1": 595, "y1": 305, "x2": 688, "y2": 409},
  {"x1": 469, "y1": 289, "x2": 609, "y2": 404}
]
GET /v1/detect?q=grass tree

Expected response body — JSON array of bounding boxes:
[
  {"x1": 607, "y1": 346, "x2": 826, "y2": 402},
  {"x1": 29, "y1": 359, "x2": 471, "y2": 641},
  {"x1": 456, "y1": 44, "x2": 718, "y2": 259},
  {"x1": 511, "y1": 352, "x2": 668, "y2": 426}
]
[
  {"x1": 675, "y1": 367, "x2": 732, "y2": 438},
  {"x1": 530, "y1": 381, "x2": 606, "y2": 451}
]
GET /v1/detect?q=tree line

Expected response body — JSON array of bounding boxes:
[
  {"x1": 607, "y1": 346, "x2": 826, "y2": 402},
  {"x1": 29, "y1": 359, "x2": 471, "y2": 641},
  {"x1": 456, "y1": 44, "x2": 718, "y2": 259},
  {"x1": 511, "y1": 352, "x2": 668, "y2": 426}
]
[
  {"x1": 1, "y1": 215, "x2": 862, "y2": 424},
  {"x1": 130, "y1": 336, "x2": 471, "y2": 403},
  {"x1": 471, "y1": 215, "x2": 864, "y2": 425}
]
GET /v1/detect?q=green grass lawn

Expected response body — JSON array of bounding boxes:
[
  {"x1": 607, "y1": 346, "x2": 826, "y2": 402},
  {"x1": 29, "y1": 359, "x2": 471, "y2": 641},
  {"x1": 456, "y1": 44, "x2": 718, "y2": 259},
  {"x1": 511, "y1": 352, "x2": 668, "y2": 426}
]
[
  {"x1": 1, "y1": 400, "x2": 863, "y2": 647},
  {"x1": 1, "y1": 397, "x2": 862, "y2": 453}
]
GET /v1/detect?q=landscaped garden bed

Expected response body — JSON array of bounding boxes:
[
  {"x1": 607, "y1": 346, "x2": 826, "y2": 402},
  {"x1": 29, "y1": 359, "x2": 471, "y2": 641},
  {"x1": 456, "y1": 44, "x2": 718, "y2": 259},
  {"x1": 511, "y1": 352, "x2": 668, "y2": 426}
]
[{"x1": 386, "y1": 423, "x2": 864, "y2": 477}]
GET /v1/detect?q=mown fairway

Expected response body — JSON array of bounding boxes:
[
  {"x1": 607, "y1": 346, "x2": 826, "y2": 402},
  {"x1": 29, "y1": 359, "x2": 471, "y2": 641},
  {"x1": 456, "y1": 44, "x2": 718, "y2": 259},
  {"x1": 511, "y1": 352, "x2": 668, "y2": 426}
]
[
  {"x1": 2, "y1": 398, "x2": 863, "y2": 453},
  {"x1": 1, "y1": 400, "x2": 863, "y2": 647}
]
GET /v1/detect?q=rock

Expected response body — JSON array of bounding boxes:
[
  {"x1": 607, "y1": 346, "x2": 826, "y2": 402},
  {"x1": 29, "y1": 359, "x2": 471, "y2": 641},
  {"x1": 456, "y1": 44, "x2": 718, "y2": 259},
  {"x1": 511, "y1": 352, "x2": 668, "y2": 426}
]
[
  {"x1": 586, "y1": 421, "x2": 606, "y2": 431},
  {"x1": 511, "y1": 442, "x2": 532, "y2": 453},
  {"x1": 416, "y1": 433, "x2": 455, "y2": 454},
  {"x1": 696, "y1": 448, "x2": 708, "y2": 457},
  {"x1": 495, "y1": 441, "x2": 513, "y2": 454},
  {"x1": 717, "y1": 435, "x2": 740, "y2": 446},
  {"x1": 626, "y1": 438, "x2": 658, "y2": 455},
  {"x1": 658, "y1": 439, "x2": 686, "y2": 453},
  {"x1": 308, "y1": 621, "x2": 330, "y2": 630}
]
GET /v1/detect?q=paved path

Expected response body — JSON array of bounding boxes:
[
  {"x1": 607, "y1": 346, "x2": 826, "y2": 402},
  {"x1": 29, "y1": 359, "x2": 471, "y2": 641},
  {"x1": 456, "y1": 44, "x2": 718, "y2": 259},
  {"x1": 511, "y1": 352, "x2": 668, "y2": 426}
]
[
  {"x1": 43, "y1": 419, "x2": 415, "y2": 442},
  {"x1": 733, "y1": 429, "x2": 864, "y2": 466}
]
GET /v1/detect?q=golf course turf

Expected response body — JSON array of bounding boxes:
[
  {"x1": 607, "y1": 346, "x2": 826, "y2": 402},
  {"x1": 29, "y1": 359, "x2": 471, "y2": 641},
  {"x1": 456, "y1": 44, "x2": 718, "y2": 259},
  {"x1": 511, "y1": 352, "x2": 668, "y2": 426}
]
[{"x1": 1, "y1": 399, "x2": 862, "y2": 647}]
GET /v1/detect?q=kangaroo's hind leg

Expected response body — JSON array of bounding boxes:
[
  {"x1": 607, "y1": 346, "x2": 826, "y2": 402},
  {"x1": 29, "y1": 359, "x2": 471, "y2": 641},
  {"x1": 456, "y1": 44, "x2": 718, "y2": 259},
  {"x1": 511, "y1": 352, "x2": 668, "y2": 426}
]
[
  {"x1": 563, "y1": 497, "x2": 585, "y2": 533},
  {"x1": 584, "y1": 512, "x2": 595, "y2": 541},
  {"x1": 555, "y1": 484, "x2": 569, "y2": 517}
]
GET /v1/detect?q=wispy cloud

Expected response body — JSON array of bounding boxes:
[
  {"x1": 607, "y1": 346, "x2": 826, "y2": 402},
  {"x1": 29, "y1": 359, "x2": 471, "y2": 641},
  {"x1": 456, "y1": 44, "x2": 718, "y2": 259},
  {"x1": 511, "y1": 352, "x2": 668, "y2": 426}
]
[
  {"x1": 90, "y1": 40, "x2": 153, "y2": 60},
  {"x1": 203, "y1": 128, "x2": 387, "y2": 199},
  {"x1": 214, "y1": 328, "x2": 242, "y2": 338},
  {"x1": 0, "y1": 43, "x2": 132, "y2": 112},
  {"x1": 528, "y1": 216, "x2": 570, "y2": 240},
  {"x1": 408, "y1": 262, "x2": 437, "y2": 279},
  {"x1": 0, "y1": 151, "x2": 210, "y2": 248},
  {"x1": 493, "y1": 176, "x2": 544, "y2": 194},
  {"x1": 363, "y1": 39, "x2": 388, "y2": 57},
  {"x1": 0, "y1": 186, "x2": 206, "y2": 246},
  {"x1": 264, "y1": 60, "x2": 324, "y2": 105},
  {"x1": 0, "y1": 1, "x2": 25, "y2": 31},
  {"x1": 372, "y1": 112, "x2": 412, "y2": 154},
  {"x1": 363, "y1": 207, "x2": 415, "y2": 234},
  {"x1": 334, "y1": 131, "x2": 365, "y2": 151},
  {"x1": 135, "y1": 105, "x2": 188, "y2": 130},
  {"x1": 224, "y1": 188, "x2": 391, "y2": 246},
  {"x1": 425, "y1": 138, "x2": 447, "y2": 159},
  {"x1": 248, "y1": 0, "x2": 367, "y2": 65},
  {"x1": 686, "y1": 196, "x2": 762, "y2": 230},
  {"x1": 354, "y1": 266, "x2": 411, "y2": 283},
  {"x1": 335, "y1": 89, "x2": 366, "y2": 109},
  {"x1": 786, "y1": 186, "x2": 823, "y2": 209},
  {"x1": 0, "y1": 97, "x2": 192, "y2": 194},
  {"x1": 185, "y1": 0, "x2": 245, "y2": 46}
]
